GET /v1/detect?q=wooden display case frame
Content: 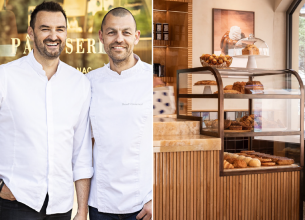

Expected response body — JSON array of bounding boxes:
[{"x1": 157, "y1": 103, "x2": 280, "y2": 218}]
[{"x1": 176, "y1": 66, "x2": 304, "y2": 176}]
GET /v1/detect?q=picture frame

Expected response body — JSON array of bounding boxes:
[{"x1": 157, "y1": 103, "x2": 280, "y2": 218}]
[{"x1": 212, "y1": 9, "x2": 255, "y2": 56}]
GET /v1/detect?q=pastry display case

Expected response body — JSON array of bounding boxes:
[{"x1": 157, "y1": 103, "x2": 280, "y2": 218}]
[{"x1": 176, "y1": 66, "x2": 304, "y2": 175}]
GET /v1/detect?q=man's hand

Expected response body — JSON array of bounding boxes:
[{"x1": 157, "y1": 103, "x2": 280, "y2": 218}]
[
  {"x1": 136, "y1": 200, "x2": 152, "y2": 220},
  {"x1": 0, "y1": 184, "x2": 16, "y2": 201},
  {"x1": 73, "y1": 212, "x2": 87, "y2": 220}
]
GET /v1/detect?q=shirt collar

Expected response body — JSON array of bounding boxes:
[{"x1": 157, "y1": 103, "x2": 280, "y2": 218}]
[
  {"x1": 27, "y1": 50, "x2": 62, "y2": 77},
  {"x1": 105, "y1": 54, "x2": 142, "y2": 78}
]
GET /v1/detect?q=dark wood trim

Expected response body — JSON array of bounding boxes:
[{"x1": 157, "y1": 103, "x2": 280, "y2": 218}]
[
  {"x1": 178, "y1": 94, "x2": 301, "y2": 99},
  {"x1": 220, "y1": 167, "x2": 302, "y2": 176},
  {"x1": 224, "y1": 130, "x2": 301, "y2": 137},
  {"x1": 286, "y1": 0, "x2": 303, "y2": 69}
]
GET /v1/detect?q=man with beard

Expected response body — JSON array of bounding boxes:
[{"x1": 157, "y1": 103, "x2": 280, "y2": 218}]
[
  {"x1": 0, "y1": 2, "x2": 92, "y2": 220},
  {"x1": 86, "y1": 7, "x2": 152, "y2": 220}
]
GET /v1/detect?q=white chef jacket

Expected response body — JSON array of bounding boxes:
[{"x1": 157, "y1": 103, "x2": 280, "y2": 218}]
[
  {"x1": 87, "y1": 55, "x2": 152, "y2": 214},
  {"x1": 0, "y1": 50, "x2": 93, "y2": 214}
]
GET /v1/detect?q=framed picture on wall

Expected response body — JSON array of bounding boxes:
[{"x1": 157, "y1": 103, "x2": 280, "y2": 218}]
[{"x1": 213, "y1": 9, "x2": 255, "y2": 56}]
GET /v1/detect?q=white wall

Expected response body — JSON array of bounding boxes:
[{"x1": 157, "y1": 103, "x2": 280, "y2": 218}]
[{"x1": 192, "y1": 0, "x2": 293, "y2": 69}]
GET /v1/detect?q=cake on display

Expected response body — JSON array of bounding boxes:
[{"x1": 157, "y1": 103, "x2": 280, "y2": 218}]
[
  {"x1": 234, "y1": 34, "x2": 269, "y2": 56},
  {"x1": 233, "y1": 34, "x2": 269, "y2": 68},
  {"x1": 220, "y1": 26, "x2": 245, "y2": 55}
]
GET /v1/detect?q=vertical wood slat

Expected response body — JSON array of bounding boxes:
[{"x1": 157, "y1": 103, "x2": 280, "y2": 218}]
[{"x1": 153, "y1": 151, "x2": 301, "y2": 220}]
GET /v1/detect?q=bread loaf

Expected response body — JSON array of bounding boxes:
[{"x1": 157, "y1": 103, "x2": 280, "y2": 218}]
[
  {"x1": 224, "y1": 160, "x2": 234, "y2": 169},
  {"x1": 248, "y1": 159, "x2": 261, "y2": 167}
]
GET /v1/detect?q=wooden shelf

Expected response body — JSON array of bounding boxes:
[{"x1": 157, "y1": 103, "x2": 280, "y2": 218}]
[
  {"x1": 201, "y1": 129, "x2": 301, "y2": 137},
  {"x1": 178, "y1": 94, "x2": 302, "y2": 99}
]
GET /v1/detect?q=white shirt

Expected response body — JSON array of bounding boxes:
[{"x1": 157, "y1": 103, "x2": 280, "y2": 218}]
[
  {"x1": 0, "y1": 50, "x2": 93, "y2": 214},
  {"x1": 87, "y1": 55, "x2": 152, "y2": 214}
]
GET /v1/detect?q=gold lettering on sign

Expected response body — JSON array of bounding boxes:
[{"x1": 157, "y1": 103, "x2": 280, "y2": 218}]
[
  {"x1": 76, "y1": 67, "x2": 92, "y2": 74},
  {"x1": 23, "y1": 35, "x2": 31, "y2": 54},
  {"x1": 11, "y1": 38, "x2": 20, "y2": 54},
  {"x1": 76, "y1": 38, "x2": 85, "y2": 53},
  {"x1": 66, "y1": 38, "x2": 73, "y2": 54},
  {"x1": 87, "y1": 39, "x2": 96, "y2": 53}
]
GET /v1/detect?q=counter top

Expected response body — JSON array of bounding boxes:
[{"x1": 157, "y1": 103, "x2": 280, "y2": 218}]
[
  {"x1": 153, "y1": 134, "x2": 221, "y2": 152},
  {"x1": 153, "y1": 117, "x2": 200, "y2": 136}
]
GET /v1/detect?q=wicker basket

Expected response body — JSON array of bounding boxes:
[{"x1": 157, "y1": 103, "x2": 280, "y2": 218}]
[{"x1": 200, "y1": 57, "x2": 233, "y2": 68}]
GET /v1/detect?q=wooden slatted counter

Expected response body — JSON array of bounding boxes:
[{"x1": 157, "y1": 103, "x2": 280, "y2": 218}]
[{"x1": 153, "y1": 118, "x2": 301, "y2": 220}]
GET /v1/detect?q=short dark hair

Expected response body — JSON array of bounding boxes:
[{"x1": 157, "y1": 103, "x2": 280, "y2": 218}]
[
  {"x1": 30, "y1": 1, "x2": 67, "y2": 29},
  {"x1": 101, "y1": 7, "x2": 137, "y2": 32}
]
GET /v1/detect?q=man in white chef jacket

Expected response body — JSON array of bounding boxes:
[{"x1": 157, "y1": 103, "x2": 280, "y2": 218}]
[
  {"x1": 86, "y1": 7, "x2": 152, "y2": 220},
  {"x1": 0, "y1": 2, "x2": 93, "y2": 220}
]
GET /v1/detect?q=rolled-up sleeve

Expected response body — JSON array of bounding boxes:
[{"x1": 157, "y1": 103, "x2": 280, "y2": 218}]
[{"x1": 72, "y1": 79, "x2": 93, "y2": 181}]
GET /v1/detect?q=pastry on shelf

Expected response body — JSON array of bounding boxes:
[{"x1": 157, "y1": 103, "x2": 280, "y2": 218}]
[
  {"x1": 231, "y1": 121, "x2": 242, "y2": 126},
  {"x1": 261, "y1": 162, "x2": 276, "y2": 166},
  {"x1": 236, "y1": 155, "x2": 245, "y2": 160},
  {"x1": 232, "y1": 81, "x2": 246, "y2": 94},
  {"x1": 214, "y1": 90, "x2": 241, "y2": 94},
  {"x1": 224, "y1": 154, "x2": 231, "y2": 160},
  {"x1": 245, "y1": 81, "x2": 264, "y2": 94},
  {"x1": 233, "y1": 159, "x2": 247, "y2": 168},
  {"x1": 194, "y1": 80, "x2": 217, "y2": 85},
  {"x1": 243, "y1": 157, "x2": 253, "y2": 165},
  {"x1": 220, "y1": 26, "x2": 246, "y2": 55},
  {"x1": 229, "y1": 125, "x2": 242, "y2": 130},
  {"x1": 242, "y1": 44, "x2": 260, "y2": 55},
  {"x1": 224, "y1": 160, "x2": 234, "y2": 169},
  {"x1": 248, "y1": 159, "x2": 261, "y2": 167},
  {"x1": 224, "y1": 85, "x2": 233, "y2": 90},
  {"x1": 224, "y1": 120, "x2": 231, "y2": 129},
  {"x1": 226, "y1": 158, "x2": 237, "y2": 164},
  {"x1": 276, "y1": 158, "x2": 294, "y2": 165}
]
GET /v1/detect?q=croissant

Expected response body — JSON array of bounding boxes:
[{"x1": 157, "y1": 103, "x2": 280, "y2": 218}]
[{"x1": 224, "y1": 160, "x2": 234, "y2": 169}]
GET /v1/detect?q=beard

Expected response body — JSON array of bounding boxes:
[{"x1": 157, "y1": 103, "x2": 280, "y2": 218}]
[
  {"x1": 34, "y1": 35, "x2": 65, "y2": 60},
  {"x1": 105, "y1": 42, "x2": 133, "y2": 65}
]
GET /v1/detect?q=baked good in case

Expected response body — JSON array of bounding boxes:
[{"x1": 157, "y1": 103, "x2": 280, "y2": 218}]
[
  {"x1": 276, "y1": 158, "x2": 294, "y2": 165},
  {"x1": 243, "y1": 157, "x2": 252, "y2": 165},
  {"x1": 226, "y1": 158, "x2": 237, "y2": 164},
  {"x1": 231, "y1": 154, "x2": 239, "y2": 159},
  {"x1": 224, "y1": 160, "x2": 234, "y2": 169},
  {"x1": 237, "y1": 155, "x2": 245, "y2": 160},
  {"x1": 261, "y1": 162, "x2": 276, "y2": 166},
  {"x1": 224, "y1": 120, "x2": 231, "y2": 129},
  {"x1": 242, "y1": 44, "x2": 259, "y2": 55},
  {"x1": 248, "y1": 159, "x2": 261, "y2": 167},
  {"x1": 233, "y1": 159, "x2": 247, "y2": 168},
  {"x1": 214, "y1": 90, "x2": 241, "y2": 94},
  {"x1": 194, "y1": 80, "x2": 217, "y2": 85},
  {"x1": 224, "y1": 85, "x2": 233, "y2": 90},
  {"x1": 229, "y1": 125, "x2": 242, "y2": 130},
  {"x1": 224, "y1": 154, "x2": 231, "y2": 160},
  {"x1": 245, "y1": 81, "x2": 264, "y2": 94},
  {"x1": 232, "y1": 81, "x2": 246, "y2": 94}
]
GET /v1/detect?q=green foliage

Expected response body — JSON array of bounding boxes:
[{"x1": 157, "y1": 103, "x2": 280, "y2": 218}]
[{"x1": 299, "y1": 17, "x2": 305, "y2": 71}]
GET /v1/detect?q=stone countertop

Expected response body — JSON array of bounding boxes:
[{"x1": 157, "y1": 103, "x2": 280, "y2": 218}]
[
  {"x1": 153, "y1": 134, "x2": 221, "y2": 153},
  {"x1": 153, "y1": 117, "x2": 221, "y2": 153}
]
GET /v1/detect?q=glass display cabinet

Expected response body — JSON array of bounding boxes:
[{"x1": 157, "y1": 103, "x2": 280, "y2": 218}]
[{"x1": 177, "y1": 66, "x2": 304, "y2": 175}]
